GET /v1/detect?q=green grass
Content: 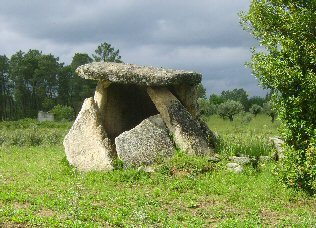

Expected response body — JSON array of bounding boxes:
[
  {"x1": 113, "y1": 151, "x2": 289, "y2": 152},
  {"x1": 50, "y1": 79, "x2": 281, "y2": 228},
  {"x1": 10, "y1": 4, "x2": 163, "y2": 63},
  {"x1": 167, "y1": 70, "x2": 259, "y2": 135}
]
[
  {"x1": 208, "y1": 114, "x2": 280, "y2": 157},
  {"x1": 0, "y1": 116, "x2": 315, "y2": 227},
  {"x1": 0, "y1": 119, "x2": 72, "y2": 147}
]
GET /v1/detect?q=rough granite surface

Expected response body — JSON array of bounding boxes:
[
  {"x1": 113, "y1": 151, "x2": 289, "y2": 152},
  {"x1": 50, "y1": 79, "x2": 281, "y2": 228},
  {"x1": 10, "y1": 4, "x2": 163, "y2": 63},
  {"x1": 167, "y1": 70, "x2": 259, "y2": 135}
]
[
  {"x1": 147, "y1": 87, "x2": 213, "y2": 155},
  {"x1": 115, "y1": 115, "x2": 175, "y2": 167},
  {"x1": 76, "y1": 62, "x2": 201, "y2": 86},
  {"x1": 63, "y1": 97, "x2": 114, "y2": 171}
]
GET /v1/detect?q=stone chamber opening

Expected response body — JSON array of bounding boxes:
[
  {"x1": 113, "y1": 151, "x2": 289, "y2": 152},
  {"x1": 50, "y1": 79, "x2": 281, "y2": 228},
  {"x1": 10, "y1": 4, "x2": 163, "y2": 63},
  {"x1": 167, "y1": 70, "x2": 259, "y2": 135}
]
[{"x1": 103, "y1": 84, "x2": 159, "y2": 140}]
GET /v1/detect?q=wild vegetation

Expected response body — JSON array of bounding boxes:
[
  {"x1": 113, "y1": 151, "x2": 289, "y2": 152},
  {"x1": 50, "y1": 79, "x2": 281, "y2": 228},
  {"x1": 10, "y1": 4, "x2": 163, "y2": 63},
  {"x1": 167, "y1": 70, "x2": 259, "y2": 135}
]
[
  {"x1": 1, "y1": 116, "x2": 315, "y2": 227},
  {"x1": 241, "y1": 0, "x2": 316, "y2": 193},
  {"x1": 1, "y1": 1, "x2": 316, "y2": 225},
  {"x1": 0, "y1": 42, "x2": 121, "y2": 120}
]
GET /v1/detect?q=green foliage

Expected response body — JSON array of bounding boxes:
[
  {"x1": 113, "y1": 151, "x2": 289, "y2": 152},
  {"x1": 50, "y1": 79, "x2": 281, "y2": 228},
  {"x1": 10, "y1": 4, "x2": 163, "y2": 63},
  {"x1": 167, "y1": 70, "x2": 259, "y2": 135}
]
[
  {"x1": 209, "y1": 93, "x2": 224, "y2": 105},
  {"x1": 70, "y1": 53, "x2": 92, "y2": 71},
  {"x1": 68, "y1": 53, "x2": 96, "y2": 114},
  {"x1": 195, "y1": 83, "x2": 207, "y2": 99},
  {"x1": 1, "y1": 115, "x2": 315, "y2": 226},
  {"x1": 156, "y1": 150, "x2": 215, "y2": 176},
  {"x1": 0, "y1": 119, "x2": 71, "y2": 146},
  {"x1": 249, "y1": 104, "x2": 263, "y2": 116},
  {"x1": 237, "y1": 112, "x2": 254, "y2": 124},
  {"x1": 241, "y1": 0, "x2": 316, "y2": 193},
  {"x1": 8, "y1": 50, "x2": 62, "y2": 118},
  {"x1": 248, "y1": 95, "x2": 266, "y2": 108},
  {"x1": 0, "y1": 41, "x2": 121, "y2": 120},
  {"x1": 217, "y1": 100, "x2": 244, "y2": 121},
  {"x1": 50, "y1": 105, "x2": 75, "y2": 121},
  {"x1": 209, "y1": 115, "x2": 275, "y2": 157},
  {"x1": 263, "y1": 101, "x2": 277, "y2": 123},
  {"x1": 221, "y1": 88, "x2": 249, "y2": 110},
  {"x1": 197, "y1": 98, "x2": 216, "y2": 116},
  {"x1": 277, "y1": 145, "x2": 316, "y2": 195},
  {"x1": 93, "y1": 42, "x2": 122, "y2": 63},
  {"x1": 0, "y1": 55, "x2": 11, "y2": 120}
]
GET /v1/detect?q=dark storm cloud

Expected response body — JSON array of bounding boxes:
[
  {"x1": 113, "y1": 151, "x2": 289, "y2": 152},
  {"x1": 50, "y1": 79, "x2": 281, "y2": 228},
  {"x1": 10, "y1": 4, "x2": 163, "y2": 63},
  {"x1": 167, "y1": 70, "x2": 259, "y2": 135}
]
[
  {"x1": 0, "y1": 0, "x2": 265, "y2": 96},
  {"x1": 0, "y1": 0, "x2": 253, "y2": 46}
]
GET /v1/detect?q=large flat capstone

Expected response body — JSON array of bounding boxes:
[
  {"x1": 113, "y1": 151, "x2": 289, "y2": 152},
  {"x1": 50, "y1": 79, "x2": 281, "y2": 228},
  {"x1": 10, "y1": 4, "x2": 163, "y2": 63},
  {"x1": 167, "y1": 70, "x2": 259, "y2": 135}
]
[{"x1": 76, "y1": 62, "x2": 202, "y2": 86}]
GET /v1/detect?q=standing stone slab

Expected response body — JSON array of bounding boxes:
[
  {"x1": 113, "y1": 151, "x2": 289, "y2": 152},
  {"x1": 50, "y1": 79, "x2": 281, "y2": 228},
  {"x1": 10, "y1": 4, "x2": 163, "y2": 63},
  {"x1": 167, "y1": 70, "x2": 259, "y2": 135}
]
[
  {"x1": 115, "y1": 115, "x2": 175, "y2": 167},
  {"x1": 147, "y1": 87, "x2": 213, "y2": 155},
  {"x1": 63, "y1": 97, "x2": 114, "y2": 171}
]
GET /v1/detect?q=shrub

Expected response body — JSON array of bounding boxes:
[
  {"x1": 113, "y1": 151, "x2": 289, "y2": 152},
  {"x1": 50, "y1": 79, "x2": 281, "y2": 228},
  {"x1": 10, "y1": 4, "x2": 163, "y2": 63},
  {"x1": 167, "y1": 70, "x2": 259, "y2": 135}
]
[
  {"x1": 238, "y1": 112, "x2": 253, "y2": 124},
  {"x1": 217, "y1": 100, "x2": 244, "y2": 121},
  {"x1": 249, "y1": 104, "x2": 262, "y2": 117},
  {"x1": 50, "y1": 105, "x2": 75, "y2": 121},
  {"x1": 241, "y1": 1, "x2": 316, "y2": 193},
  {"x1": 263, "y1": 102, "x2": 276, "y2": 123},
  {"x1": 198, "y1": 98, "x2": 216, "y2": 116}
]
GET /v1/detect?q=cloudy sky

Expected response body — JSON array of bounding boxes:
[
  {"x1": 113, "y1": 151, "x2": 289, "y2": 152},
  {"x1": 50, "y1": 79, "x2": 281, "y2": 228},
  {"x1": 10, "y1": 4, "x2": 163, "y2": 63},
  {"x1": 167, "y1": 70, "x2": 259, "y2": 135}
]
[{"x1": 0, "y1": 0, "x2": 266, "y2": 96}]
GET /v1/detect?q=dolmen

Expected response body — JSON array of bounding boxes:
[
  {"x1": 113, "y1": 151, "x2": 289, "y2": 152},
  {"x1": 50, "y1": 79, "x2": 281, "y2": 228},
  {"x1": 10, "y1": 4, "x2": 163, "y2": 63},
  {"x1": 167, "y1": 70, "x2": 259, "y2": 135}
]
[{"x1": 64, "y1": 62, "x2": 215, "y2": 171}]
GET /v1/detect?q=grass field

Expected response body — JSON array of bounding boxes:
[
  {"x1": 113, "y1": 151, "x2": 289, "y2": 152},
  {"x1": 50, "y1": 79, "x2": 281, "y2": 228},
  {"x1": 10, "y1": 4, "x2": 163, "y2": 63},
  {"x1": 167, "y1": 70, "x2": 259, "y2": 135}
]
[{"x1": 0, "y1": 115, "x2": 315, "y2": 227}]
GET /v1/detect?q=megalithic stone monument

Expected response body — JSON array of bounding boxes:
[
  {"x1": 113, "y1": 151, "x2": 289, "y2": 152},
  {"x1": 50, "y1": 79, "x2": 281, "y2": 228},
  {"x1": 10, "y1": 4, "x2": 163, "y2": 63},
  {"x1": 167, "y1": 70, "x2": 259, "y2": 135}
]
[{"x1": 64, "y1": 62, "x2": 215, "y2": 171}]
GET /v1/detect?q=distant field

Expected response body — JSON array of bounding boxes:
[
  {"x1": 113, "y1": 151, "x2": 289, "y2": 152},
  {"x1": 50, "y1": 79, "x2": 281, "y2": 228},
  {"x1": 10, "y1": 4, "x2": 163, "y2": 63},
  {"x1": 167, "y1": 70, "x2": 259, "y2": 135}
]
[{"x1": 0, "y1": 116, "x2": 315, "y2": 227}]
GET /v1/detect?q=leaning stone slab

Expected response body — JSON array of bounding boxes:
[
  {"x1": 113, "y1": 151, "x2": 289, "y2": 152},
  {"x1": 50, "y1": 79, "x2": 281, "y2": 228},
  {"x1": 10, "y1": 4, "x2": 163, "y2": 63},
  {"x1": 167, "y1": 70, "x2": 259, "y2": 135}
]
[
  {"x1": 76, "y1": 62, "x2": 201, "y2": 86},
  {"x1": 115, "y1": 115, "x2": 175, "y2": 167},
  {"x1": 63, "y1": 97, "x2": 114, "y2": 171},
  {"x1": 147, "y1": 87, "x2": 213, "y2": 155}
]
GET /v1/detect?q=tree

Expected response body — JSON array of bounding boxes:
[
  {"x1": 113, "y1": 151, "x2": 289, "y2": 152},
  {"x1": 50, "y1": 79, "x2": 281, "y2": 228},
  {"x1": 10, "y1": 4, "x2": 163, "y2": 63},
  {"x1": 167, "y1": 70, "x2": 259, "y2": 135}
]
[
  {"x1": 50, "y1": 104, "x2": 75, "y2": 121},
  {"x1": 196, "y1": 83, "x2": 207, "y2": 99},
  {"x1": 70, "y1": 53, "x2": 93, "y2": 71},
  {"x1": 221, "y1": 88, "x2": 249, "y2": 110},
  {"x1": 9, "y1": 50, "x2": 62, "y2": 118},
  {"x1": 198, "y1": 98, "x2": 215, "y2": 116},
  {"x1": 217, "y1": 100, "x2": 244, "y2": 121},
  {"x1": 263, "y1": 101, "x2": 276, "y2": 123},
  {"x1": 241, "y1": 1, "x2": 316, "y2": 193},
  {"x1": 249, "y1": 104, "x2": 263, "y2": 117},
  {"x1": 92, "y1": 42, "x2": 122, "y2": 63},
  {"x1": 0, "y1": 55, "x2": 13, "y2": 120},
  {"x1": 68, "y1": 53, "x2": 96, "y2": 113},
  {"x1": 9, "y1": 51, "x2": 30, "y2": 118},
  {"x1": 209, "y1": 94, "x2": 224, "y2": 105},
  {"x1": 248, "y1": 96, "x2": 266, "y2": 108}
]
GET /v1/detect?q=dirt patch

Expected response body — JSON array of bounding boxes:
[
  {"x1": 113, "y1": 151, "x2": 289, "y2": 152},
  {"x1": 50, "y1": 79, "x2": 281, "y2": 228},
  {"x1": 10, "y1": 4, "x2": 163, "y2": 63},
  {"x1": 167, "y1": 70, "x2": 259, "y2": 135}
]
[
  {"x1": 12, "y1": 202, "x2": 30, "y2": 210},
  {"x1": 37, "y1": 208, "x2": 55, "y2": 217},
  {"x1": 260, "y1": 208, "x2": 284, "y2": 226},
  {"x1": 0, "y1": 222, "x2": 30, "y2": 227}
]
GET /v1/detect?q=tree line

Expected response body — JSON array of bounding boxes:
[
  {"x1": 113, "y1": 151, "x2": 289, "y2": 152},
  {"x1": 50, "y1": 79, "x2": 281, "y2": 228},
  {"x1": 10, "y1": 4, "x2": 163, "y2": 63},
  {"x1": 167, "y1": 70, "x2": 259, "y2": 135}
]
[
  {"x1": 0, "y1": 42, "x2": 122, "y2": 120},
  {"x1": 197, "y1": 85, "x2": 276, "y2": 122}
]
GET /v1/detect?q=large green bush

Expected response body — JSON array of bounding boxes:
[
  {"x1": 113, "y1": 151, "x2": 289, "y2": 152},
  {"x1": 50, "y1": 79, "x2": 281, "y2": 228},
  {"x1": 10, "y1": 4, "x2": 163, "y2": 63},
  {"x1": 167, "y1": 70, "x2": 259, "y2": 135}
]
[
  {"x1": 241, "y1": 1, "x2": 316, "y2": 193},
  {"x1": 217, "y1": 100, "x2": 244, "y2": 121},
  {"x1": 249, "y1": 104, "x2": 262, "y2": 117},
  {"x1": 50, "y1": 105, "x2": 75, "y2": 121}
]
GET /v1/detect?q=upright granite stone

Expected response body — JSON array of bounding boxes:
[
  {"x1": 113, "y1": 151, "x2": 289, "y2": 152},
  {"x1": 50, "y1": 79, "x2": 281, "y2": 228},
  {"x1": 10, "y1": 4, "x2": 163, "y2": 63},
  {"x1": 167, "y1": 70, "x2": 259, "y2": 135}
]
[
  {"x1": 147, "y1": 87, "x2": 212, "y2": 155},
  {"x1": 115, "y1": 115, "x2": 175, "y2": 167},
  {"x1": 63, "y1": 98, "x2": 114, "y2": 171},
  {"x1": 64, "y1": 62, "x2": 215, "y2": 171}
]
